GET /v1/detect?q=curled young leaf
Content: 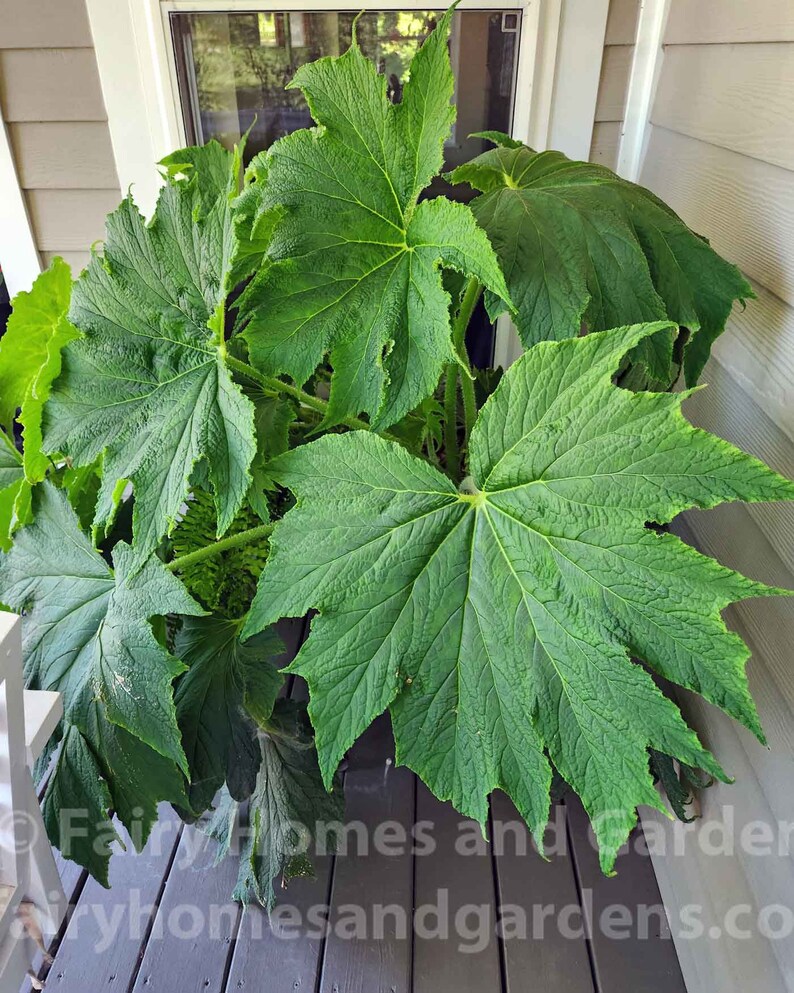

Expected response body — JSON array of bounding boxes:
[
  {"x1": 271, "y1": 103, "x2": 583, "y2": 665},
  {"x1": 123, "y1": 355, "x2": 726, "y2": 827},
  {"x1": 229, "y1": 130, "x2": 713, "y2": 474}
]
[{"x1": 448, "y1": 137, "x2": 752, "y2": 386}]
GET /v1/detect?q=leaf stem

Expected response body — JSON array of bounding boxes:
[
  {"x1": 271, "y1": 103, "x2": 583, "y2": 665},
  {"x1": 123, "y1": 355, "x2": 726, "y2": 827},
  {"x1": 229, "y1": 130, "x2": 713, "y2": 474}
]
[
  {"x1": 452, "y1": 277, "x2": 483, "y2": 356},
  {"x1": 225, "y1": 355, "x2": 373, "y2": 434},
  {"x1": 167, "y1": 522, "x2": 274, "y2": 572},
  {"x1": 443, "y1": 365, "x2": 460, "y2": 480},
  {"x1": 450, "y1": 277, "x2": 483, "y2": 462},
  {"x1": 460, "y1": 373, "x2": 477, "y2": 443}
]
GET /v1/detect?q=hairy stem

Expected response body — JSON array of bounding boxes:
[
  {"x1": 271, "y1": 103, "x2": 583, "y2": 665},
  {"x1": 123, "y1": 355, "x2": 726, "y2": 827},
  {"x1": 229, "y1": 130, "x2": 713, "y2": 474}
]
[
  {"x1": 443, "y1": 365, "x2": 460, "y2": 480},
  {"x1": 460, "y1": 373, "x2": 477, "y2": 442},
  {"x1": 452, "y1": 277, "x2": 484, "y2": 356},
  {"x1": 225, "y1": 355, "x2": 373, "y2": 434},
  {"x1": 451, "y1": 277, "x2": 483, "y2": 462},
  {"x1": 167, "y1": 522, "x2": 274, "y2": 572}
]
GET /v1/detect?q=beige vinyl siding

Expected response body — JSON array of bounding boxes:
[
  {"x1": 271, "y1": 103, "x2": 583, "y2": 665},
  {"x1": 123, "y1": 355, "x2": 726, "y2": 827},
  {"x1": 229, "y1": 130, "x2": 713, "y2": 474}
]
[
  {"x1": 8, "y1": 122, "x2": 117, "y2": 189},
  {"x1": 664, "y1": 0, "x2": 794, "y2": 45},
  {"x1": 0, "y1": 50, "x2": 107, "y2": 122},
  {"x1": 593, "y1": 44, "x2": 634, "y2": 121},
  {"x1": 653, "y1": 44, "x2": 794, "y2": 173},
  {"x1": 0, "y1": 0, "x2": 119, "y2": 276},
  {"x1": 589, "y1": 121, "x2": 621, "y2": 168},
  {"x1": 637, "y1": 4, "x2": 794, "y2": 989},
  {"x1": 0, "y1": 0, "x2": 93, "y2": 48},
  {"x1": 26, "y1": 190, "x2": 121, "y2": 252},
  {"x1": 589, "y1": 0, "x2": 639, "y2": 168},
  {"x1": 641, "y1": 128, "x2": 794, "y2": 307}
]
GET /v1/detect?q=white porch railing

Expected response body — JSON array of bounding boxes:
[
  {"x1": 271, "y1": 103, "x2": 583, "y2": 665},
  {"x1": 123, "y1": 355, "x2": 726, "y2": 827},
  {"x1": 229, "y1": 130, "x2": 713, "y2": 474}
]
[{"x1": 0, "y1": 613, "x2": 65, "y2": 993}]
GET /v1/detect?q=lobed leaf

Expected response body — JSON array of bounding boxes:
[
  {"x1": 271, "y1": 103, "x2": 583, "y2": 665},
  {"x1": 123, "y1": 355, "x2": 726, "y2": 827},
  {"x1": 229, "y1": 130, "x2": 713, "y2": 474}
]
[
  {"x1": 448, "y1": 136, "x2": 752, "y2": 386},
  {"x1": 244, "y1": 322, "x2": 794, "y2": 870},
  {"x1": 42, "y1": 143, "x2": 257, "y2": 561},
  {"x1": 240, "y1": 10, "x2": 511, "y2": 429},
  {"x1": 0, "y1": 482, "x2": 201, "y2": 881}
]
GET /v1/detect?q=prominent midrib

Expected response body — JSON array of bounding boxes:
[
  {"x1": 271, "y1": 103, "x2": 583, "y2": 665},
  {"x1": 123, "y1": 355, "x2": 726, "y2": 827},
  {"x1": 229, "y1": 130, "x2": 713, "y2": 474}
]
[{"x1": 478, "y1": 500, "x2": 644, "y2": 763}]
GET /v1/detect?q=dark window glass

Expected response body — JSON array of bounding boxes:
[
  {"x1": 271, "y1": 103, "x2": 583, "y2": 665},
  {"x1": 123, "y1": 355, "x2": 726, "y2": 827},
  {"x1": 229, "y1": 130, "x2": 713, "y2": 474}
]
[{"x1": 170, "y1": 9, "x2": 520, "y2": 171}]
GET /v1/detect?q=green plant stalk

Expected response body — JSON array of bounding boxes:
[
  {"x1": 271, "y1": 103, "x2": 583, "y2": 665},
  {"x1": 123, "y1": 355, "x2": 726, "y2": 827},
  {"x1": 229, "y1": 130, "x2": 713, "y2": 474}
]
[
  {"x1": 460, "y1": 374, "x2": 477, "y2": 445},
  {"x1": 452, "y1": 277, "x2": 484, "y2": 356},
  {"x1": 225, "y1": 355, "x2": 373, "y2": 434},
  {"x1": 443, "y1": 365, "x2": 460, "y2": 480},
  {"x1": 451, "y1": 277, "x2": 483, "y2": 458},
  {"x1": 166, "y1": 521, "x2": 274, "y2": 572}
]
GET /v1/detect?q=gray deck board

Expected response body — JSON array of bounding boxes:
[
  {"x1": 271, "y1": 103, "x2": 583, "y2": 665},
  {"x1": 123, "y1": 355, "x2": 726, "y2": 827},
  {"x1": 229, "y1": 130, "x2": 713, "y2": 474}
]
[
  {"x1": 31, "y1": 779, "x2": 688, "y2": 993},
  {"x1": 319, "y1": 719, "x2": 414, "y2": 993},
  {"x1": 226, "y1": 855, "x2": 333, "y2": 993},
  {"x1": 491, "y1": 793, "x2": 596, "y2": 993},
  {"x1": 19, "y1": 853, "x2": 85, "y2": 993},
  {"x1": 412, "y1": 782, "x2": 502, "y2": 993},
  {"x1": 565, "y1": 796, "x2": 687, "y2": 993},
  {"x1": 128, "y1": 824, "x2": 241, "y2": 992},
  {"x1": 41, "y1": 806, "x2": 183, "y2": 993}
]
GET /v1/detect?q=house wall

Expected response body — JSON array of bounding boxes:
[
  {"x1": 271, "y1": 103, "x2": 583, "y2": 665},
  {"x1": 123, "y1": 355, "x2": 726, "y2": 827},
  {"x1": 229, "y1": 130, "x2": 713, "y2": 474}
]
[
  {"x1": 0, "y1": 0, "x2": 119, "y2": 275},
  {"x1": 634, "y1": 3, "x2": 794, "y2": 991},
  {"x1": 589, "y1": 0, "x2": 639, "y2": 167}
]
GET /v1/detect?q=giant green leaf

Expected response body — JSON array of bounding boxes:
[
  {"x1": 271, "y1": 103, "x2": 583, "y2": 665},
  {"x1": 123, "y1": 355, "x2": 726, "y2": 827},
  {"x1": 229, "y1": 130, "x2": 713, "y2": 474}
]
[
  {"x1": 173, "y1": 614, "x2": 284, "y2": 814},
  {"x1": 448, "y1": 135, "x2": 752, "y2": 386},
  {"x1": 240, "y1": 10, "x2": 511, "y2": 429},
  {"x1": 0, "y1": 258, "x2": 79, "y2": 485},
  {"x1": 244, "y1": 322, "x2": 794, "y2": 870},
  {"x1": 42, "y1": 143, "x2": 257, "y2": 559},
  {"x1": 0, "y1": 482, "x2": 202, "y2": 880}
]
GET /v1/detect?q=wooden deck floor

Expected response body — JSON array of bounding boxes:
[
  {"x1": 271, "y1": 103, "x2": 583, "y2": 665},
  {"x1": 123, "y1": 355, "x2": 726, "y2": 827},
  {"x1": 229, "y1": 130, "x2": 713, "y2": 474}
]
[{"x1": 23, "y1": 623, "x2": 687, "y2": 993}]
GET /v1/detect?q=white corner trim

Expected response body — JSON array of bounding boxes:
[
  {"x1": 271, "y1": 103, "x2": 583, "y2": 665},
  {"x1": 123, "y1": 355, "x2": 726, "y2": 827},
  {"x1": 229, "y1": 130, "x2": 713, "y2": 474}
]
[
  {"x1": 84, "y1": 0, "x2": 167, "y2": 218},
  {"x1": 0, "y1": 113, "x2": 41, "y2": 297},
  {"x1": 546, "y1": 0, "x2": 609, "y2": 161},
  {"x1": 616, "y1": 0, "x2": 671, "y2": 182},
  {"x1": 520, "y1": 0, "x2": 562, "y2": 150}
]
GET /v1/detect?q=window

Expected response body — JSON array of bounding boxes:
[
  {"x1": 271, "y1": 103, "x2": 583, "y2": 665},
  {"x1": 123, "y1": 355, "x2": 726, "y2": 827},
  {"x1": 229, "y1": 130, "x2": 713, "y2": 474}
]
[
  {"x1": 80, "y1": 0, "x2": 610, "y2": 367},
  {"x1": 170, "y1": 8, "x2": 521, "y2": 176},
  {"x1": 169, "y1": 6, "x2": 523, "y2": 365}
]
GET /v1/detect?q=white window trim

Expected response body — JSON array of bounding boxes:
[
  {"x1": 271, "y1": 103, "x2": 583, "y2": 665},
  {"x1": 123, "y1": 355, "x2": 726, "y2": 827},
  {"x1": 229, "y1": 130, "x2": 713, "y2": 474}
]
[
  {"x1": 616, "y1": 0, "x2": 671, "y2": 182},
  {"x1": 0, "y1": 108, "x2": 41, "y2": 298},
  {"x1": 86, "y1": 0, "x2": 608, "y2": 214}
]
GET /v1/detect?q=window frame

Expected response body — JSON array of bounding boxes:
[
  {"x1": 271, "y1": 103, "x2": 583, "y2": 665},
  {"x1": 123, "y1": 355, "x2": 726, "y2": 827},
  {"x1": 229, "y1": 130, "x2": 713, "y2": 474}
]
[
  {"x1": 157, "y1": 1, "x2": 540, "y2": 156},
  {"x1": 82, "y1": 0, "x2": 610, "y2": 363},
  {"x1": 85, "y1": 0, "x2": 611, "y2": 213}
]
